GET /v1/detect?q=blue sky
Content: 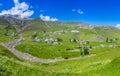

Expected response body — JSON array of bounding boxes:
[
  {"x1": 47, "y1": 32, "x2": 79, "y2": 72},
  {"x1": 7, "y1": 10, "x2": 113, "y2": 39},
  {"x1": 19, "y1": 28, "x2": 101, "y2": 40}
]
[{"x1": 0, "y1": 0, "x2": 120, "y2": 25}]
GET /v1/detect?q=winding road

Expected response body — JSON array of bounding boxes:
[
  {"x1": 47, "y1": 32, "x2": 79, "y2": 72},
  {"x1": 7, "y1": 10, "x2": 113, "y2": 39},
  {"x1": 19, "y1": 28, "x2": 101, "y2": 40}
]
[{"x1": 0, "y1": 34, "x2": 96, "y2": 63}]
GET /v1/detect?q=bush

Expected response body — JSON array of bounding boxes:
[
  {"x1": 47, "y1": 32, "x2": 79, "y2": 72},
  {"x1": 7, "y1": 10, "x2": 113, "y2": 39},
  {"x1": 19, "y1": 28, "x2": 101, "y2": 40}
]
[
  {"x1": 57, "y1": 38, "x2": 63, "y2": 42},
  {"x1": 64, "y1": 57, "x2": 68, "y2": 59},
  {"x1": 83, "y1": 46, "x2": 90, "y2": 55},
  {"x1": 0, "y1": 66, "x2": 13, "y2": 76}
]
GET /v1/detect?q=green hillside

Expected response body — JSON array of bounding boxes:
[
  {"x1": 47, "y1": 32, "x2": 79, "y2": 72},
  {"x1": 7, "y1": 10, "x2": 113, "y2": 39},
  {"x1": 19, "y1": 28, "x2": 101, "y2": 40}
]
[
  {"x1": 15, "y1": 20, "x2": 120, "y2": 59},
  {"x1": 0, "y1": 18, "x2": 120, "y2": 76},
  {"x1": 0, "y1": 45, "x2": 120, "y2": 76}
]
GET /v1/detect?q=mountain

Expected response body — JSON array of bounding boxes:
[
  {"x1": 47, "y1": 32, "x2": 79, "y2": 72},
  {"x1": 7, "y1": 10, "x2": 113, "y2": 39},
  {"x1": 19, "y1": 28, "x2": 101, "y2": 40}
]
[
  {"x1": 0, "y1": 15, "x2": 120, "y2": 41},
  {"x1": 1, "y1": 15, "x2": 120, "y2": 76}
]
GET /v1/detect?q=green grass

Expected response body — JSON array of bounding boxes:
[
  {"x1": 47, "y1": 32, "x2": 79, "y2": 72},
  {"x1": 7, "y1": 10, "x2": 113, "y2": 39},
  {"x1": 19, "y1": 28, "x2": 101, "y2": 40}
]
[
  {"x1": 0, "y1": 35, "x2": 18, "y2": 42},
  {"x1": 15, "y1": 39, "x2": 118, "y2": 59},
  {"x1": 0, "y1": 56, "x2": 48, "y2": 76},
  {"x1": 1, "y1": 39, "x2": 120, "y2": 76},
  {"x1": 39, "y1": 47, "x2": 120, "y2": 76},
  {"x1": 16, "y1": 42, "x2": 80, "y2": 59},
  {"x1": 0, "y1": 45, "x2": 47, "y2": 76},
  {"x1": 79, "y1": 57, "x2": 120, "y2": 76},
  {"x1": 0, "y1": 45, "x2": 18, "y2": 59},
  {"x1": 1, "y1": 20, "x2": 120, "y2": 75},
  {"x1": 0, "y1": 29, "x2": 18, "y2": 42},
  {"x1": 18, "y1": 25, "x2": 120, "y2": 59},
  {"x1": 1, "y1": 46, "x2": 120, "y2": 76},
  {"x1": 16, "y1": 25, "x2": 120, "y2": 59}
]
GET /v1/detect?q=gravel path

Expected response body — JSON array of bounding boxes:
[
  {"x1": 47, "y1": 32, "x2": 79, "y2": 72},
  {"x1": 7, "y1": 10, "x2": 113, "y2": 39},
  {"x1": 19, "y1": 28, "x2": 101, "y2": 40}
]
[{"x1": 0, "y1": 34, "x2": 96, "y2": 63}]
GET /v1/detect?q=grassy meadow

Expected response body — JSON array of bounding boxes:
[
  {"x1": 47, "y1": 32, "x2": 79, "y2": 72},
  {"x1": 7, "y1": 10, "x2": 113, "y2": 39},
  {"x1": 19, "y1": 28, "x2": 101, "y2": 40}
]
[{"x1": 0, "y1": 19, "x2": 120, "y2": 76}]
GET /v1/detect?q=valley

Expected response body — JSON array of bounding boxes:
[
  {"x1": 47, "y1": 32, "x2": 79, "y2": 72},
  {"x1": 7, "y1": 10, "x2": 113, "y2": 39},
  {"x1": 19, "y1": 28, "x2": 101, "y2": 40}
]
[{"x1": 0, "y1": 15, "x2": 120, "y2": 76}]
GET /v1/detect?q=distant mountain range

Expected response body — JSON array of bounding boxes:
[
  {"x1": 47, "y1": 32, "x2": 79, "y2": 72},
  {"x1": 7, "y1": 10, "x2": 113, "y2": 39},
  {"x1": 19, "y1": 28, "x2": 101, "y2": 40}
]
[{"x1": 0, "y1": 14, "x2": 120, "y2": 42}]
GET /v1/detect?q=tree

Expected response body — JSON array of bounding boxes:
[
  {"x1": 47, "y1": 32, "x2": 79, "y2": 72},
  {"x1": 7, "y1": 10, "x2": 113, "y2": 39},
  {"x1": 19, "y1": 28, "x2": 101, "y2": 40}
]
[
  {"x1": 32, "y1": 32, "x2": 38, "y2": 39},
  {"x1": 106, "y1": 37, "x2": 109, "y2": 42},
  {"x1": 57, "y1": 38, "x2": 63, "y2": 42},
  {"x1": 110, "y1": 39, "x2": 113, "y2": 43},
  {"x1": 115, "y1": 38, "x2": 118, "y2": 41},
  {"x1": 83, "y1": 46, "x2": 90, "y2": 55},
  {"x1": 79, "y1": 32, "x2": 91, "y2": 56},
  {"x1": 79, "y1": 34, "x2": 85, "y2": 56}
]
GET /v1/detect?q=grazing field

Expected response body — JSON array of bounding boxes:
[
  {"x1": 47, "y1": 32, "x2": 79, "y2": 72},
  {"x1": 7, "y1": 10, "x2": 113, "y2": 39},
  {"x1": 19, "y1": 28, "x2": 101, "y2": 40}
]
[
  {"x1": 0, "y1": 16, "x2": 120, "y2": 76},
  {"x1": 15, "y1": 26, "x2": 120, "y2": 59},
  {"x1": 0, "y1": 45, "x2": 120, "y2": 76}
]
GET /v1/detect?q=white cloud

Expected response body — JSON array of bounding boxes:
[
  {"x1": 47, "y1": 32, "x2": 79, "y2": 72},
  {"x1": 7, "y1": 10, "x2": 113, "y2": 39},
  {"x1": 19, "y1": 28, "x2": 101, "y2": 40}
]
[
  {"x1": 13, "y1": 0, "x2": 19, "y2": 4},
  {"x1": 72, "y1": 9, "x2": 76, "y2": 12},
  {"x1": 77, "y1": 9, "x2": 84, "y2": 14},
  {"x1": 0, "y1": 0, "x2": 34, "y2": 19},
  {"x1": 72, "y1": 9, "x2": 84, "y2": 15},
  {"x1": 40, "y1": 14, "x2": 58, "y2": 22},
  {"x1": 115, "y1": 24, "x2": 120, "y2": 29}
]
